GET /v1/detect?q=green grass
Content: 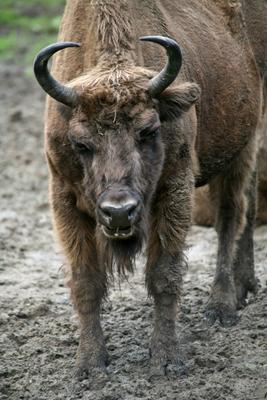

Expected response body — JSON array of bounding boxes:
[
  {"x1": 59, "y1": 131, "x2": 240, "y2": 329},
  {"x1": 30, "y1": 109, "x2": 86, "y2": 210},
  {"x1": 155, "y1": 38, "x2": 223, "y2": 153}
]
[{"x1": 0, "y1": 0, "x2": 65, "y2": 70}]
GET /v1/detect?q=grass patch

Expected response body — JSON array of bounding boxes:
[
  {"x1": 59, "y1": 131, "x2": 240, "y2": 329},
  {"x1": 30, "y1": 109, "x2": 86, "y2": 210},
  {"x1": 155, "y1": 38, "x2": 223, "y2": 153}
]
[
  {"x1": 0, "y1": 32, "x2": 17, "y2": 57},
  {"x1": 0, "y1": 0, "x2": 65, "y2": 70}
]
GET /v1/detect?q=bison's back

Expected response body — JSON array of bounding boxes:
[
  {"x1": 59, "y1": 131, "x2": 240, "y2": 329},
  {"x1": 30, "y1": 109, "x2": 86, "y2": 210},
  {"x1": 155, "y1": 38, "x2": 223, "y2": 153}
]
[
  {"x1": 242, "y1": 0, "x2": 267, "y2": 82},
  {"x1": 139, "y1": 0, "x2": 261, "y2": 184}
]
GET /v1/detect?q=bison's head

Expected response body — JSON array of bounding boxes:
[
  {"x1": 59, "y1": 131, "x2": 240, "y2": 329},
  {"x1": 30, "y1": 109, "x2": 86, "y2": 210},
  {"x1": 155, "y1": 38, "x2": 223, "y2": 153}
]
[{"x1": 34, "y1": 37, "x2": 200, "y2": 274}]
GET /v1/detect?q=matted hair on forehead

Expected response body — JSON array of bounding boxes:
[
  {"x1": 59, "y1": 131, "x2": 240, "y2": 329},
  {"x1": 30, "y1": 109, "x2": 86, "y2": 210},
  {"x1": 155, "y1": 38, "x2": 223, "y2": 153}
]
[{"x1": 67, "y1": 64, "x2": 155, "y2": 109}]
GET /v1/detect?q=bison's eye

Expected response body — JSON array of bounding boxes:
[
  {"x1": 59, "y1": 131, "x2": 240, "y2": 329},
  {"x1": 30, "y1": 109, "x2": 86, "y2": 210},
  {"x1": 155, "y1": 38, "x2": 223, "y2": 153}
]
[
  {"x1": 139, "y1": 126, "x2": 160, "y2": 143},
  {"x1": 70, "y1": 138, "x2": 95, "y2": 156}
]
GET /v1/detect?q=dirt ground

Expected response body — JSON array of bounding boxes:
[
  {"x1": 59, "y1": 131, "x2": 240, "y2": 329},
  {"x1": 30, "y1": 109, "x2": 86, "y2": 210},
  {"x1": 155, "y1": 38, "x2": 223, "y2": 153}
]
[{"x1": 0, "y1": 64, "x2": 266, "y2": 400}]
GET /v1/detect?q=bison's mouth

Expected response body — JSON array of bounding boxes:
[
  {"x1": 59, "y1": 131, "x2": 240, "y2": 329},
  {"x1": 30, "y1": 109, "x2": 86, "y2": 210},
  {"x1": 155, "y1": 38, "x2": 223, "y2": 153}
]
[{"x1": 102, "y1": 225, "x2": 134, "y2": 240}]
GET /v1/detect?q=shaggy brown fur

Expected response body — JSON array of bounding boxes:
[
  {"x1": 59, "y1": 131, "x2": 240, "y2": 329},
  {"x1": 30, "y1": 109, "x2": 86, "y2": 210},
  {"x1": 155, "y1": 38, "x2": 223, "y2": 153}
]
[
  {"x1": 194, "y1": 120, "x2": 267, "y2": 226},
  {"x1": 41, "y1": 0, "x2": 263, "y2": 377},
  {"x1": 194, "y1": 0, "x2": 267, "y2": 226}
]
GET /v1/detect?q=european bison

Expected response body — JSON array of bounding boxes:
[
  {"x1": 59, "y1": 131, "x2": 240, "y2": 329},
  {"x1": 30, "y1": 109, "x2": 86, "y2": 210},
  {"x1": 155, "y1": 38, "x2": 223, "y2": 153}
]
[
  {"x1": 194, "y1": 0, "x2": 267, "y2": 227},
  {"x1": 34, "y1": 0, "x2": 264, "y2": 376},
  {"x1": 194, "y1": 120, "x2": 267, "y2": 226}
]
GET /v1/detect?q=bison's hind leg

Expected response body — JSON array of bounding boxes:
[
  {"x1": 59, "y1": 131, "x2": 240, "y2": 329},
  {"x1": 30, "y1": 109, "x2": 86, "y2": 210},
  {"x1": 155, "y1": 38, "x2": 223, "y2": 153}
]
[
  {"x1": 205, "y1": 138, "x2": 258, "y2": 326},
  {"x1": 233, "y1": 170, "x2": 259, "y2": 308}
]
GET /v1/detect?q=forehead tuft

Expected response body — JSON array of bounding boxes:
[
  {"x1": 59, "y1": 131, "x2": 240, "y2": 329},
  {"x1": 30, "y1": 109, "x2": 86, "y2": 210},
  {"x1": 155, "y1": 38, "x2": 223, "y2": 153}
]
[{"x1": 68, "y1": 65, "x2": 154, "y2": 110}]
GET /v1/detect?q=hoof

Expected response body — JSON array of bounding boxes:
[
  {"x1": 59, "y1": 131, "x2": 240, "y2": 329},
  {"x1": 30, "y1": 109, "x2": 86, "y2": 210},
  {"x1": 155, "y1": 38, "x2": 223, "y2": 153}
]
[
  {"x1": 149, "y1": 348, "x2": 188, "y2": 378},
  {"x1": 74, "y1": 353, "x2": 109, "y2": 380},
  {"x1": 149, "y1": 358, "x2": 188, "y2": 378},
  {"x1": 235, "y1": 277, "x2": 259, "y2": 309},
  {"x1": 204, "y1": 305, "x2": 239, "y2": 327}
]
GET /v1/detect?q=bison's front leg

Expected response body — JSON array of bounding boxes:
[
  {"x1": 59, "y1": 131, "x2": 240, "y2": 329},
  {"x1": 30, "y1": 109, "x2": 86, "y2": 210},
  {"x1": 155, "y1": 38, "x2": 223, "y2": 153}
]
[
  {"x1": 146, "y1": 251, "x2": 186, "y2": 377},
  {"x1": 51, "y1": 180, "x2": 108, "y2": 378},
  {"x1": 71, "y1": 265, "x2": 108, "y2": 378},
  {"x1": 145, "y1": 168, "x2": 193, "y2": 376}
]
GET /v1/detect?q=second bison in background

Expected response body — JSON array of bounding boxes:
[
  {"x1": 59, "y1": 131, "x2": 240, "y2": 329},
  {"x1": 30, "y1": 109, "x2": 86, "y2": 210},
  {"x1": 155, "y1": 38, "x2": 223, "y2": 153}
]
[
  {"x1": 194, "y1": 118, "x2": 267, "y2": 226},
  {"x1": 194, "y1": 0, "x2": 267, "y2": 226}
]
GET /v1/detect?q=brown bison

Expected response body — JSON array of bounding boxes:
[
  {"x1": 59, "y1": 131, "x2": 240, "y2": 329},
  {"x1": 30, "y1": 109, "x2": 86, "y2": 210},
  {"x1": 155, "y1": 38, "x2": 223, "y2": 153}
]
[
  {"x1": 194, "y1": 0, "x2": 267, "y2": 226},
  {"x1": 194, "y1": 118, "x2": 267, "y2": 226},
  {"x1": 34, "y1": 0, "x2": 265, "y2": 377}
]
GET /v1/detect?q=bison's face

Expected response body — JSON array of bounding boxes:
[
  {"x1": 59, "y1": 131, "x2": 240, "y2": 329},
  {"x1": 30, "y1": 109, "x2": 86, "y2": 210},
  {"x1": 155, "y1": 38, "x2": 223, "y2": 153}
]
[
  {"x1": 68, "y1": 99, "x2": 164, "y2": 248},
  {"x1": 66, "y1": 75, "x2": 199, "y2": 251}
]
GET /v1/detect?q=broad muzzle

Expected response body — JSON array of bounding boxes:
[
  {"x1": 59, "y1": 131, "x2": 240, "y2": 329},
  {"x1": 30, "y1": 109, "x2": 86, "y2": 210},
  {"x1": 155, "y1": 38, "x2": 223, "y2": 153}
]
[{"x1": 97, "y1": 189, "x2": 141, "y2": 239}]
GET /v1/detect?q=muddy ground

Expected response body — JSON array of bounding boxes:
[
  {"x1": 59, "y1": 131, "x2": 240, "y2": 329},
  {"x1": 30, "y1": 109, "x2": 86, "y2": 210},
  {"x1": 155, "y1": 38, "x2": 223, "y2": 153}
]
[{"x1": 0, "y1": 64, "x2": 266, "y2": 400}]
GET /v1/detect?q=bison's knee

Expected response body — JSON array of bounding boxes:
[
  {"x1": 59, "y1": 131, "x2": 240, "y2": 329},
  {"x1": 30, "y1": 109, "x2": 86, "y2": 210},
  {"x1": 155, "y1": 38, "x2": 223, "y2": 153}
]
[{"x1": 146, "y1": 253, "x2": 185, "y2": 298}]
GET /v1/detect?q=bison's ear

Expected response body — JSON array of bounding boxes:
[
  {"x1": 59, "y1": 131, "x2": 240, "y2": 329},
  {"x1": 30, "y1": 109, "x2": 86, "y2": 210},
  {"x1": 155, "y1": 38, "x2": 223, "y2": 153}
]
[{"x1": 157, "y1": 82, "x2": 201, "y2": 122}]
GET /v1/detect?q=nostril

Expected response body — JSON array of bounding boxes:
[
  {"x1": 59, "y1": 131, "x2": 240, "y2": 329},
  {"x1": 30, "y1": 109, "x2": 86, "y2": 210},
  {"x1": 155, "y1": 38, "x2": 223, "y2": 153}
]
[
  {"x1": 98, "y1": 204, "x2": 112, "y2": 225},
  {"x1": 127, "y1": 203, "x2": 138, "y2": 220},
  {"x1": 100, "y1": 206, "x2": 111, "y2": 218}
]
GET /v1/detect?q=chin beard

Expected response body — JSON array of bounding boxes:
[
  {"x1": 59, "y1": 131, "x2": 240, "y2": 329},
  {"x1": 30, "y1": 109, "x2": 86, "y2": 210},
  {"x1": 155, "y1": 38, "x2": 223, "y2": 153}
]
[{"x1": 96, "y1": 223, "x2": 147, "y2": 277}]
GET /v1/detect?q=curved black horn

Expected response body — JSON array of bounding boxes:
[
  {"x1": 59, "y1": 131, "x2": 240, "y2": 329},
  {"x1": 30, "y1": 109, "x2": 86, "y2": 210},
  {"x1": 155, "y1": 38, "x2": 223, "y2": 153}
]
[
  {"x1": 139, "y1": 36, "x2": 182, "y2": 97},
  {"x1": 33, "y1": 42, "x2": 80, "y2": 107}
]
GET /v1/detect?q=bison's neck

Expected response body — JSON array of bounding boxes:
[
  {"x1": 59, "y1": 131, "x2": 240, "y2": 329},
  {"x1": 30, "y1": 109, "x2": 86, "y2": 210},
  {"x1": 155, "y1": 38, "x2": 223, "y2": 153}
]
[
  {"x1": 55, "y1": 0, "x2": 137, "y2": 84},
  {"x1": 91, "y1": 0, "x2": 136, "y2": 66}
]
